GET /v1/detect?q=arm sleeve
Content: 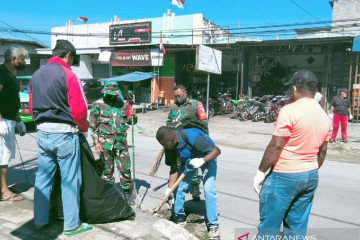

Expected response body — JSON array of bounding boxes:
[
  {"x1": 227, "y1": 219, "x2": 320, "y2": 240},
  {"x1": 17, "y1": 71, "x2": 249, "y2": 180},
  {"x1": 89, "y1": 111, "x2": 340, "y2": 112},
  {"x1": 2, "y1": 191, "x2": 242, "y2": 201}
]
[
  {"x1": 193, "y1": 134, "x2": 214, "y2": 155},
  {"x1": 273, "y1": 107, "x2": 292, "y2": 137},
  {"x1": 89, "y1": 103, "x2": 100, "y2": 141},
  {"x1": 196, "y1": 101, "x2": 208, "y2": 121},
  {"x1": 66, "y1": 72, "x2": 89, "y2": 132},
  {"x1": 330, "y1": 97, "x2": 335, "y2": 107}
]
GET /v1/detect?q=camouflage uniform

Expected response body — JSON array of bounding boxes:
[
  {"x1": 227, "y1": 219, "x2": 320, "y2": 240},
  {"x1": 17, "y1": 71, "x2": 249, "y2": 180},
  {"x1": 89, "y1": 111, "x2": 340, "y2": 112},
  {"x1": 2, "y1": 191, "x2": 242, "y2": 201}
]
[
  {"x1": 89, "y1": 81, "x2": 137, "y2": 191},
  {"x1": 166, "y1": 98, "x2": 208, "y2": 200}
]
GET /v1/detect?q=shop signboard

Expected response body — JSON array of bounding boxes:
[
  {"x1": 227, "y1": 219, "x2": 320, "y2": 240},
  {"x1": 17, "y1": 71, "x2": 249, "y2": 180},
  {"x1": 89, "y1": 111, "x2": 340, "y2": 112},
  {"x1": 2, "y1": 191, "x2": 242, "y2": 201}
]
[
  {"x1": 109, "y1": 22, "x2": 151, "y2": 45},
  {"x1": 111, "y1": 49, "x2": 163, "y2": 66},
  {"x1": 195, "y1": 45, "x2": 222, "y2": 74}
]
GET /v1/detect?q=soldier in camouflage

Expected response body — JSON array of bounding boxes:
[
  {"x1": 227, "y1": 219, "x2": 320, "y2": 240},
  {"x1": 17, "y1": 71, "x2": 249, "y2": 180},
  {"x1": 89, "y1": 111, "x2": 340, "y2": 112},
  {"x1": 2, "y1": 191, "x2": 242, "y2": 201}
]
[
  {"x1": 165, "y1": 85, "x2": 208, "y2": 202},
  {"x1": 89, "y1": 81, "x2": 137, "y2": 202}
]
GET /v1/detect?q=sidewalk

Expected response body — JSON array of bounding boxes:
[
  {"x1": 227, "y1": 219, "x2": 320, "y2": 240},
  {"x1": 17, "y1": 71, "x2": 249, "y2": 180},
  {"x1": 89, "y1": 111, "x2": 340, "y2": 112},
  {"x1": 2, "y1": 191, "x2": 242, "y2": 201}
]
[{"x1": 0, "y1": 183, "x2": 199, "y2": 240}]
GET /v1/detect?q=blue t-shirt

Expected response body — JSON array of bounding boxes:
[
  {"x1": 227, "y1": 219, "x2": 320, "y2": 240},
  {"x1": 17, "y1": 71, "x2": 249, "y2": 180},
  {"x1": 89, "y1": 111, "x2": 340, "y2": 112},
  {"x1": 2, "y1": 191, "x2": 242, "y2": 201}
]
[{"x1": 175, "y1": 128, "x2": 215, "y2": 163}]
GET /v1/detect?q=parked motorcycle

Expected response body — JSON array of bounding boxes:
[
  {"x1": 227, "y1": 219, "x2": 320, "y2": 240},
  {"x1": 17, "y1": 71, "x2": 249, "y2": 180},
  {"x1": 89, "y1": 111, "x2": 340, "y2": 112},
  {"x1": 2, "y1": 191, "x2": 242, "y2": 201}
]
[
  {"x1": 231, "y1": 95, "x2": 249, "y2": 119},
  {"x1": 264, "y1": 96, "x2": 288, "y2": 123},
  {"x1": 217, "y1": 91, "x2": 233, "y2": 114},
  {"x1": 196, "y1": 91, "x2": 221, "y2": 118}
]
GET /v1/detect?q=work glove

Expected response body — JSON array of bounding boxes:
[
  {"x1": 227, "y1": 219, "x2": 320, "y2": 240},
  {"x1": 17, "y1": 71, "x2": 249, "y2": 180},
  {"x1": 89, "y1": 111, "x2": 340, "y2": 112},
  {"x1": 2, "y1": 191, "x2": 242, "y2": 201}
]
[
  {"x1": 189, "y1": 158, "x2": 205, "y2": 169},
  {"x1": 0, "y1": 120, "x2": 8, "y2": 137},
  {"x1": 253, "y1": 170, "x2": 266, "y2": 194},
  {"x1": 349, "y1": 114, "x2": 353, "y2": 121},
  {"x1": 329, "y1": 113, "x2": 334, "y2": 119},
  {"x1": 163, "y1": 187, "x2": 174, "y2": 205},
  {"x1": 16, "y1": 121, "x2": 26, "y2": 136}
]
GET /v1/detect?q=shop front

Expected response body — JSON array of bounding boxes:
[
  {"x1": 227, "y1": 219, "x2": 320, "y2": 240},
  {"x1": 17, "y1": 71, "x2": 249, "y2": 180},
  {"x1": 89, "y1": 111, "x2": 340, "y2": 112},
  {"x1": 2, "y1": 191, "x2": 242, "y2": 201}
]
[{"x1": 110, "y1": 48, "x2": 175, "y2": 106}]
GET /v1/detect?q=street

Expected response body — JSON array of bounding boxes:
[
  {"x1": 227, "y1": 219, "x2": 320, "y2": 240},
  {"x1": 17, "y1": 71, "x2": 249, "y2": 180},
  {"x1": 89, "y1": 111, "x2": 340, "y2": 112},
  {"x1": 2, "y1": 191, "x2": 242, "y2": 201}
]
[{"x1": 7, "y1": 110, "x2": 360, "y2": 239}]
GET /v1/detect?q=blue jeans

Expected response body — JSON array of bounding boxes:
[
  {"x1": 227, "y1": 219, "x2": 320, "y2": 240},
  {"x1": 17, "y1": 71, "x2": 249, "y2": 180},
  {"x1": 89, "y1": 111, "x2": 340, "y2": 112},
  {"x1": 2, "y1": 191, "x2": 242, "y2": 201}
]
[
  {"x1": 258, "y1": 170, "x2": 319, "y2": 238},
  {"x1": 174, "y1": 159, "x2": 219, "y2": 229},
  {"x1": 34, "y1": 131, "x2": 82, "y2": 231}
]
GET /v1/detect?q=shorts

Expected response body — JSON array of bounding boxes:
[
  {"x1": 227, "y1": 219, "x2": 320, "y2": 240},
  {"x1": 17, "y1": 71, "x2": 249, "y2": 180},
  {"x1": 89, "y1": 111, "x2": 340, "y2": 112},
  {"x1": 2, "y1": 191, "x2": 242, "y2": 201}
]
[{"x1": 0, "y1": 119, "x2": 16, "y2": 166}]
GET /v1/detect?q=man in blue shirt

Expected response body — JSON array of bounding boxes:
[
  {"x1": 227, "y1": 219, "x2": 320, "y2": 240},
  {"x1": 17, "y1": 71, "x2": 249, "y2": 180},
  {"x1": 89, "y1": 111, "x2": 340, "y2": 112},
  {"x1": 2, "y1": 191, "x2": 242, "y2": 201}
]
[{"x1": 156, "y1": 126, "x2": 221, "y2": 239}]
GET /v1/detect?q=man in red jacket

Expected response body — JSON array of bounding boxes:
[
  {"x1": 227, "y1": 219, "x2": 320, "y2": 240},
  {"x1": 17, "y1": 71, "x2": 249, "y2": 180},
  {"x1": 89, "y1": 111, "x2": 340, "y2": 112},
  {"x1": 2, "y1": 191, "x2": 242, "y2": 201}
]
[{"x1": 29, "y1": 40, "x2": 91, "y2": 235}]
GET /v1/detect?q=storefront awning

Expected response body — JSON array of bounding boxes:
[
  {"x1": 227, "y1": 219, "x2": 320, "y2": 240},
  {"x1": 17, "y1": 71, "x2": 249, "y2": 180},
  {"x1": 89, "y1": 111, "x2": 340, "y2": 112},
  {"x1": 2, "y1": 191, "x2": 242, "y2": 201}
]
[{"x1": 98, "y1": 71, "x2": 158, "y2": 82}]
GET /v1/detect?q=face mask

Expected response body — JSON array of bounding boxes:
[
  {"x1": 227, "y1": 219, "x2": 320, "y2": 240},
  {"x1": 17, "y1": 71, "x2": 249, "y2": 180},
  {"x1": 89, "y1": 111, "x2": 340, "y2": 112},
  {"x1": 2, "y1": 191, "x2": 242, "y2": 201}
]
[
  {"x1": 175, "y1": 96, "x2": 186, "y2": 106},
  {"x1": 104, "y1": 95, "x2": 117, "y2": 104},
  {"x1": 15, "y1": 63, "x2": 26, "y2": 71}
]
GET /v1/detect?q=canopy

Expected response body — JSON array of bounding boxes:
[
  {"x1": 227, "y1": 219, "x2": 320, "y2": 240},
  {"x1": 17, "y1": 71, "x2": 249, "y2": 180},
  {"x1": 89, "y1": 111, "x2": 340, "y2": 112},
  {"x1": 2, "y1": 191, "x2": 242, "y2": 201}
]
[{"x1": 98, "y1": 71, "x2": 158, "y2": 82}]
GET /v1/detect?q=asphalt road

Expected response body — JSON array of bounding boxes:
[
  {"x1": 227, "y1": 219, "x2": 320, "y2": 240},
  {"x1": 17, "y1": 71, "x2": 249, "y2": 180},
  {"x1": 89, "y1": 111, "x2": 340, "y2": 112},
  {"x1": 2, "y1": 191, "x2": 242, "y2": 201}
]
[{"x1": 9, "y1": 123, "x2": 360, "y2": 239}]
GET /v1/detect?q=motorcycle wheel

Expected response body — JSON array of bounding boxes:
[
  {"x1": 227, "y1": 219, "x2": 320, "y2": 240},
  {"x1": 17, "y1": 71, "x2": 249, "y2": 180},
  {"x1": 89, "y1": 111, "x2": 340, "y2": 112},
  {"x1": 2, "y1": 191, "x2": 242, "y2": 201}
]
[
  {"x1": 230, "y1": 102, "x2": 235, "y2": 112},
  {"x1": 208, "y1": 108, "x2": 215, "y2": 118},
  {"x1": 234, "y1": 108, "x2": 241, "y2": 119},
  {"x1": 253, "y1": 113, "x2": 259, "y2": 122},
  {"x1": 240, "y1": 109, "x2": 248, "y2": 121},
  {"x1": 264, "y1": 115, "x2": 271, "y2": 123}
]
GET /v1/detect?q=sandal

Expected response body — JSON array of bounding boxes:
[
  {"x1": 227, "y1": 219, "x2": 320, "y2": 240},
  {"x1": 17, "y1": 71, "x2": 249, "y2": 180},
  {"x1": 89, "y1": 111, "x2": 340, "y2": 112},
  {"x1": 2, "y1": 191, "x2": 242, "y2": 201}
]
[
  {"x1": 1, "y1": 194, "x2": 24, "y2": 201},
  {"x1": 64, "y1": 223, "x2": 92, "y2": 235}
]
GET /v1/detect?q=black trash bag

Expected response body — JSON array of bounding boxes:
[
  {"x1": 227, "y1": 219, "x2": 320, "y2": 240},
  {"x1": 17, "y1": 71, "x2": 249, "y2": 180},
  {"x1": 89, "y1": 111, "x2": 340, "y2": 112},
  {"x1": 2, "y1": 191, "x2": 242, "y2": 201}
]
[
  {"x1": 79, "y1": 133, "x2": 135, "y2": 223},
  {"x1": 49, "y1": 134, "x2": 135, "y2": 224}
]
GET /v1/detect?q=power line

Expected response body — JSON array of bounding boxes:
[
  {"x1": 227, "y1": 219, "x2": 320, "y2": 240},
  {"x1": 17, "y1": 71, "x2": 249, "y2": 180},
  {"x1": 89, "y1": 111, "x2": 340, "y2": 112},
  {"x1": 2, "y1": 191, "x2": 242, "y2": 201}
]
[
  {"x1": 1, "y1": 17, "x2": 360, "y2": 42},
  {"x1": 289, "y1": 0, "x2": 329, "y2": 27},
  {"x1": 0, "y1": 20, "x2": 49, "y2": 46}
]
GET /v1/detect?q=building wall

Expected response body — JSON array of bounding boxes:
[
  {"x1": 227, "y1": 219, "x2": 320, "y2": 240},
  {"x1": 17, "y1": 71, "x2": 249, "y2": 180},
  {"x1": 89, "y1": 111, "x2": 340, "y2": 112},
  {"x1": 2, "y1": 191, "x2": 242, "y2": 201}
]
[
  {"x1": 51, "y1": 13, "x2": 205, "y2": 49},
  {"x1": 332, "y1": 0, "x2": 360, "y2": 33},
  {"x1": 72, "y1": 55, "x2": 94, "y2": 79}
]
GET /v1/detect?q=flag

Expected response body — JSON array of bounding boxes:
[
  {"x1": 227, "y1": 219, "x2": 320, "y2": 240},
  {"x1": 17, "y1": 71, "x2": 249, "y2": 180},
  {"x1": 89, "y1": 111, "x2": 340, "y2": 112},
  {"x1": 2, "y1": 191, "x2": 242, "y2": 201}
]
[
  {"x1": 78, "y1": 16, "x2": 88, "y2": 23},
  {"x1": 160, "y1": 35, "x2": 166, "y2": 54},
  {"x1": 171, "y1": 0, "x2": 185, "y2": 9}
]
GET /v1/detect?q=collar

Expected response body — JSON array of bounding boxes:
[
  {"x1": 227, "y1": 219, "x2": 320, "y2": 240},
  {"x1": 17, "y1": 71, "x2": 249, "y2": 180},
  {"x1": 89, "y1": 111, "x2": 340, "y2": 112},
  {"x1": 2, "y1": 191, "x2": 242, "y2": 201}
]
[{"x1": 48, "y1": 57, "x2": 71, "y2": 70}]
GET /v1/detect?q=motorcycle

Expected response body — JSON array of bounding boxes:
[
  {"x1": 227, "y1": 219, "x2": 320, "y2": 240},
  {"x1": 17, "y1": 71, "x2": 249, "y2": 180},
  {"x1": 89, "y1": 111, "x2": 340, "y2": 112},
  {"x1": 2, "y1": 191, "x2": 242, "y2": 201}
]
[
  {"x1": 264, "y1": 96, "x2": 288, "y2": 123},
  {"x1": 217, "y1": 91, "x2": 233, "y2": 114},
  {"x1": 251, "y1": 95, "x2": 274, "y2": 122},
  {"x1": 231, "y1": 95, "x2": 249, "y2": 119},
  {"x1": 196, "y1": 91, "x2": 221, "y2": 118}
]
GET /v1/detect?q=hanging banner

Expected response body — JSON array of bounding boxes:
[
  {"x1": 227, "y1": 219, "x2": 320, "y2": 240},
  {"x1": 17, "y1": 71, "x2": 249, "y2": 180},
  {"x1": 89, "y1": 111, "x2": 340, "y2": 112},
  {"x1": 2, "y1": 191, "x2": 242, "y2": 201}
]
[
  {"x1": 111, "y1": 49, "x2": 163, "y2": 66},
  {"x1": 150, "y1": 49, "x2": 164, "y2": 66}
]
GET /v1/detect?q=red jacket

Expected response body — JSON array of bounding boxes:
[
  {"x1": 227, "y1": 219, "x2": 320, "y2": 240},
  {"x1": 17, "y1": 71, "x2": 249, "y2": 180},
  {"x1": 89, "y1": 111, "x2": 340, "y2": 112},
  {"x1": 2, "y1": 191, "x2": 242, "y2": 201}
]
[{"x1": 29, "y1": 57, "x2": 89, "y2": 132}]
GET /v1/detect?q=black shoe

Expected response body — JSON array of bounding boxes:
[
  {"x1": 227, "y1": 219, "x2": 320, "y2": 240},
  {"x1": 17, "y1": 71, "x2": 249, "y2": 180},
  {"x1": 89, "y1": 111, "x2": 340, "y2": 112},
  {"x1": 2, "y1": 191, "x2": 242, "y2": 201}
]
[
  {"x1": 329, "y1": 139, "x2": 335, "y2": 143},
  {"x1": 170, "y1": 215, "x2": 187, "y2": 226}
]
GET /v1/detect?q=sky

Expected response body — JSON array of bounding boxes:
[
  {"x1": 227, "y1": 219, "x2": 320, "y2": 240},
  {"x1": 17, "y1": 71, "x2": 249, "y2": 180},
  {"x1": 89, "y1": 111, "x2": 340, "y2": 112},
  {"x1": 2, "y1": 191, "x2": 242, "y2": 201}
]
[{"x1": 0, "y1": 0, "x2": 334, "y2": 47}]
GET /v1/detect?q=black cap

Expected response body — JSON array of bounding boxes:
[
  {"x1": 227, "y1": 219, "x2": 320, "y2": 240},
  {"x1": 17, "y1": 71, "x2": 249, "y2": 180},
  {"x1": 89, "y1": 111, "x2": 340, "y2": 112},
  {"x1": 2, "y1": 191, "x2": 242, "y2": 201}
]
[
  {"x1": 53, "y1": 39, "x2": 79, "y2": 66},
  {"x1": 338, "y1": 88, "x2": 347, "y2": 93},
  {"x1": 284, "y1": 70, "x2": 318, "y2": 86}
]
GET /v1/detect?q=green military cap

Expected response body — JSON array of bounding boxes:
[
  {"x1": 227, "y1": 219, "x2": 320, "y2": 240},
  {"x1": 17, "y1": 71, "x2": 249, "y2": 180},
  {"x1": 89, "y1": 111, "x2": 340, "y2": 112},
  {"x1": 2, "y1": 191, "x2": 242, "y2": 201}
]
[{"x1": 101, "y1": 81, "x2": 121, "y2": 95}]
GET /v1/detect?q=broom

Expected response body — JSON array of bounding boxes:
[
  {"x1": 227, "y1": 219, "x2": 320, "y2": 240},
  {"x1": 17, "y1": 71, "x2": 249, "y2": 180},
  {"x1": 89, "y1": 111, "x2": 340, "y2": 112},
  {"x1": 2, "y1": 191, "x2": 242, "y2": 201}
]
[{"x1": 149, "y1": 147, "x2": 165, "y2": 176}]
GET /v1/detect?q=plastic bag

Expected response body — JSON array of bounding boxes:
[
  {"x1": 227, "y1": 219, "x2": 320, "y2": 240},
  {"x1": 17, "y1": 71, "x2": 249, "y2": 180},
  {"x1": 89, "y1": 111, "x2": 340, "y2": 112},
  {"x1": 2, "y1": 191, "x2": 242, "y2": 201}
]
[{"x1": 49, "y1": 134, "x2": 135, "y2": 223}]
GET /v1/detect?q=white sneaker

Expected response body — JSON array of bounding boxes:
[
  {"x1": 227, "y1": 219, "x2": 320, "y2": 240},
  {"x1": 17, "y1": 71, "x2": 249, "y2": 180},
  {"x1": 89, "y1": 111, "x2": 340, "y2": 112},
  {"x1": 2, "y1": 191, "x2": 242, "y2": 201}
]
[{"x1": 208, "y1": 227, "x2": 220, "y2": 239}]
